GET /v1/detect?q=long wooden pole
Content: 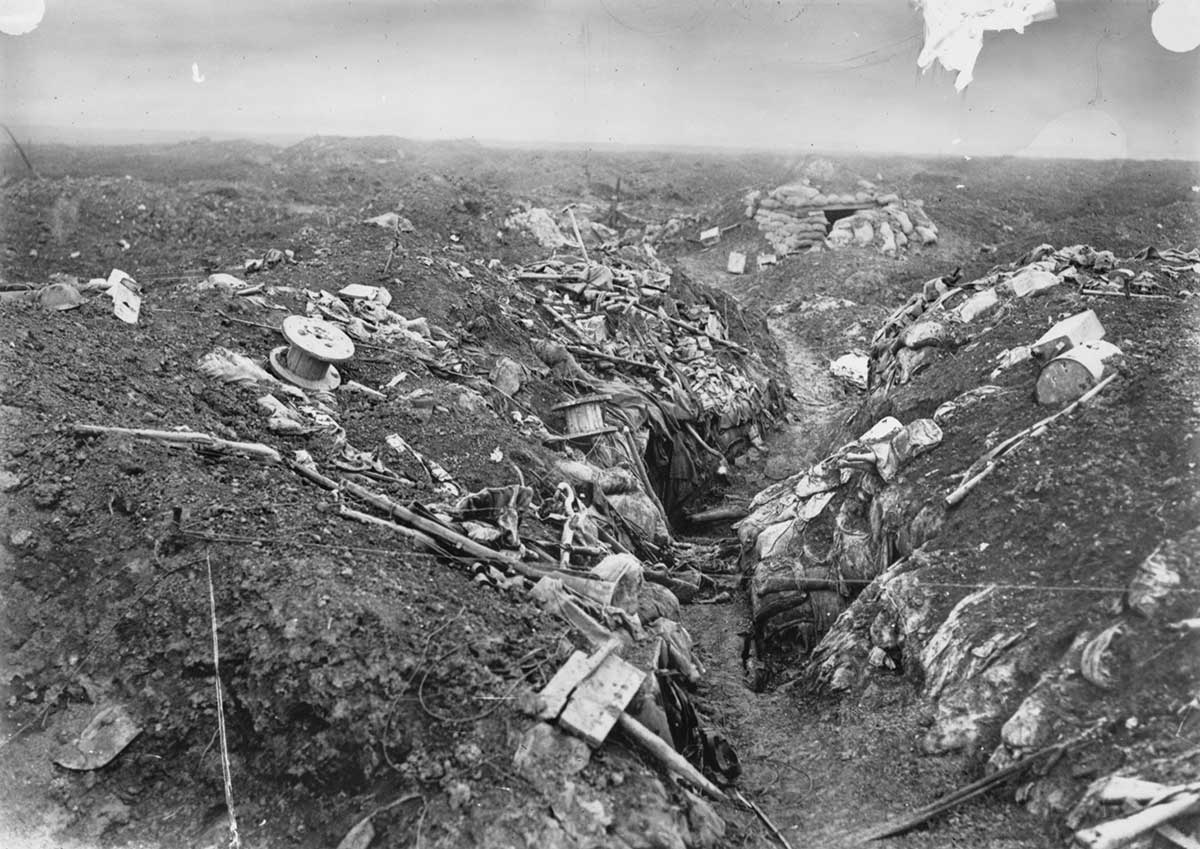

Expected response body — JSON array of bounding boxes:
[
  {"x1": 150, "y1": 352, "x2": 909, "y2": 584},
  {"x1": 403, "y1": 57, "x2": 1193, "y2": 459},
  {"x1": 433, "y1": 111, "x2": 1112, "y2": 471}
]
[
  {"x1": 2, "y1": 123, "x2": 37, "y2": 177},
  {"x1": 340, "y1": 481, "x2": 554, "y2": 577},
  {"x1": 73, "y1": 424, "x2": 281, "y2": 463},
  {"x1": 859, "y1": 738, "x2": 1081, "y2": 841},
  {"x1": 945, "y1": 373, "x2": 1119, "y2": 507},
  {"x1": 1074, "y1": 787, "x2": 1200, "y2": 849},
  {"x1": 615, "y1": 713, "x2": 727, "y2": 802}
]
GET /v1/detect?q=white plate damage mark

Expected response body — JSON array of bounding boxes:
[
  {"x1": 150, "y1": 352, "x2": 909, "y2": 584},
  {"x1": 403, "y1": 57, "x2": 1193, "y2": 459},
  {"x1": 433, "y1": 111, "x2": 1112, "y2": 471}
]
[
  {"x1": 1152, "y1": 0, "x2": 1200, "y2": 53},
  {"x1": 0, "y1": 0, "x2": 44, "y2": 35}
]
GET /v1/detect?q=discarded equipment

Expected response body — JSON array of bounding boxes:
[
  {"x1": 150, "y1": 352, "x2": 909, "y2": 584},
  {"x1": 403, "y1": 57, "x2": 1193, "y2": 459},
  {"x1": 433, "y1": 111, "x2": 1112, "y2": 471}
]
[
  {"x1": 269, "y1": 315, "x2": 355, "y2": 391},
  {"x1": 552, "y1": 393, "x2": 617, "y2": 441}
]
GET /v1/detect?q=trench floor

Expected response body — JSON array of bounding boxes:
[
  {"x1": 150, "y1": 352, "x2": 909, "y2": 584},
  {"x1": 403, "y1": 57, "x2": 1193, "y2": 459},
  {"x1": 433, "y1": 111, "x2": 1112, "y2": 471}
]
[{"x1": 674, "y1": 262, "x2": 1054, "y2": 849}]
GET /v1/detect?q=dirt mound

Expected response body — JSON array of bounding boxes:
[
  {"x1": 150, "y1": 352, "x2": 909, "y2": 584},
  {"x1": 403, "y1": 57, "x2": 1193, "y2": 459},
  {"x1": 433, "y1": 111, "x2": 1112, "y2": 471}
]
[
  {"x1": 0, "y1": 139, "x2": 792, "y2": 848},
  {"x1": 735, "y1": 239, "x2": 1200, "y2": 836},
  {"x1": 3, "y1": 142, "x2": 1199, "y2": 848}
]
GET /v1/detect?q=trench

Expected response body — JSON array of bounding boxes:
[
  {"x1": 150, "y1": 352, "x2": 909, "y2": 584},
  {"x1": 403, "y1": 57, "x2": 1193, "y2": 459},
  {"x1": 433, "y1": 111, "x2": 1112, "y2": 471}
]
[
  {"x1": 673, "y1": 321, "x2": 906, "y2": 846},
  {"x1": 664, "y1": 258, "x2": 977, "y2": 846}
]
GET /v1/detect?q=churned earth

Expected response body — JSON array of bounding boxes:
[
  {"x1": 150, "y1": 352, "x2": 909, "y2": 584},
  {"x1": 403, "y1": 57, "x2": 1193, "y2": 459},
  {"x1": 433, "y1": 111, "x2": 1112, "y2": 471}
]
[{"x1": 1, "y1": 139, "x2": 1198, "y2": 848}]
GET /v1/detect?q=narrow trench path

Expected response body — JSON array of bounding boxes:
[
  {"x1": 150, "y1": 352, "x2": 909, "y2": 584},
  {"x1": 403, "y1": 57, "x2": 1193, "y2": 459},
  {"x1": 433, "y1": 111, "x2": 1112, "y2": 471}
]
[{"x1": 672, "y1": 258, "x2": 1048, "y2": 848}]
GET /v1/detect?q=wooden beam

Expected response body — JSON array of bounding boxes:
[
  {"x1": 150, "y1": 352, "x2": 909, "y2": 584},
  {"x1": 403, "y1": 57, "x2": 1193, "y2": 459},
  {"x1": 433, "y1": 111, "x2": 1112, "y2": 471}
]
[
  {"x1": 537, "y1": 640, "x2": 620, "y2": 721},
  {"x1": 558, "y1": 653, "x2": 644, "y2": 746}
]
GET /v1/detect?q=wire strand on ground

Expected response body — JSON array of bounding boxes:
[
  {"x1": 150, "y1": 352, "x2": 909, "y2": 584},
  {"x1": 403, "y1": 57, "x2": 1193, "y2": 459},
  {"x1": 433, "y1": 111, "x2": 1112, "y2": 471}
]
[
  {"x1": 206, "y1": 551, "x2": 242, "y2": 849},
  {"x1": 182, "y1": 530, "x2": 1200, "y2": 597}
]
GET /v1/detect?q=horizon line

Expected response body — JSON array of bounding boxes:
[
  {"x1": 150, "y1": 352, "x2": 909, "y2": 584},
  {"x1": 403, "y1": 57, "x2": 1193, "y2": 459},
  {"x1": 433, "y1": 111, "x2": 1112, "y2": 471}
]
[{"x1": 4, "y1": 123, "x2": 1199, "y2": 164}]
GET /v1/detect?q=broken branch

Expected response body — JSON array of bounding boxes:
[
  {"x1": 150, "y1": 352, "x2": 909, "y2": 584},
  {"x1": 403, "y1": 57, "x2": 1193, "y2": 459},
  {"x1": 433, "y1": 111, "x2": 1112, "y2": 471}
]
[
  {"x1": 686, "y1": 506, "x2": 749, "y2": 523},
  {"x1": 859, "y1": 736, "x2": 1085, "y2": 841},
  {"x1": 630, "y1": 302, "x2": 749, "y2": 354},
  {"x1": 615, "y1": 713, "x2": 727, "y2": 803},
  {"x1": 1074, "y1": 785, "x2": 1200, "y2": 849},
  {"x1": 74, "y1": 424, "x2": 282, "y2": 464},
  {"x1": 945, "y1": 372, "x2": 1119, "y2": 507},
  {"x1": 341, "y1": 481, "x2": 553, "y2": 578},
  {"x1": 566, "y1": 345, "x2": 661, "y2": 372},
  {"x1": 336, "y1": 505, "x2": 445, "y2": 553},
  {"x1": 734, "y1": 788, "x2": 794, "y2": 849}
]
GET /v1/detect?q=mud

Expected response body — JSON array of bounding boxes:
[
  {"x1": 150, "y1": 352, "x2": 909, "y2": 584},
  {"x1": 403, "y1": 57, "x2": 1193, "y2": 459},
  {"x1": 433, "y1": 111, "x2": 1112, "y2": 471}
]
[{"x1": 2, "y1": 140, "x2": 1199, "y2": 849}]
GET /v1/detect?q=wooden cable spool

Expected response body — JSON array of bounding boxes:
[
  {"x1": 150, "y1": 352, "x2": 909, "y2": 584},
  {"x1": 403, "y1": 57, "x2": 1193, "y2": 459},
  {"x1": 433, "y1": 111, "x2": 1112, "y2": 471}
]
[
  {"x1": 269, "y1": 315, "x2": 355, "y2": 392},
  {"x1": 550, "y1": 393, "x2": 617, "y2": 441}
]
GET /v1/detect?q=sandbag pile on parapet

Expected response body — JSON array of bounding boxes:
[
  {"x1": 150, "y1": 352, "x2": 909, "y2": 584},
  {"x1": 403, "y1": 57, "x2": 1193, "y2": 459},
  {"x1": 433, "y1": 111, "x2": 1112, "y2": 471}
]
[
  {"x1": 735, "y1": 415, "x2": 943, "y2": 683},
  {"x1": 744, "y1": 179, "x2": 938, "y2": 256},
  {"x1": 514, "y1": 244, "x2": 784, "y2": 525},
  {"x1": 867, "y1": 243, "x2": 1196, "y2": 391},
  {"x1": 788, "y1": 242, "x2": 1200, "y2": 839}
]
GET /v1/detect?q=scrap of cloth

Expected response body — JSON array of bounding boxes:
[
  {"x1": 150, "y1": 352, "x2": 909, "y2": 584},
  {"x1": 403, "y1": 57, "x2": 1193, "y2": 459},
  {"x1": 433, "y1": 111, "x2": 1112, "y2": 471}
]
[{"x1": 913, "y1": 0, "x2": 1058, "y2": 90}]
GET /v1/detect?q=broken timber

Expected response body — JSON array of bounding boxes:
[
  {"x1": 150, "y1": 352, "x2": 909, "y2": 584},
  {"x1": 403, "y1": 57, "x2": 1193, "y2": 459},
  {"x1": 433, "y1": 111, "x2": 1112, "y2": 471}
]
[
  {"x1": 538, "y1": 639, "x2": 620, "y2": 721},
  {"x1": 1074, "y1": 784, "x2": 1200, "y2": 849},
  {"x1": 557, "y1": 653, "x2": 644, "y2": 747},
  {"x1": 858, "y1": 732, "x2": 1095, "y2": 841},
  {"x1": 944, "y1": 372, "x2": 1119, "y2": 507},
  {"x1": 73, "y1": 424, "x2": 282, "y2": 464},
  {"x1": 532, "y1": 587, "x2": 727, "y2": 801}
]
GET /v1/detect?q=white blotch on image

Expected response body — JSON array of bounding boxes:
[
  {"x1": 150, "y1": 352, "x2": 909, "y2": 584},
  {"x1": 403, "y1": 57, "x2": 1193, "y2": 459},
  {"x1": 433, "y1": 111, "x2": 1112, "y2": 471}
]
[
  {"x1": 0, "y1": 0, "x2": 44, "y2": 35},
  {"x1": 1019, "y1": 108, "x2": 1128, "y2": 159},
  {"x1": 1152, "y1": 0, "x2": 1200, "y2": 53}
]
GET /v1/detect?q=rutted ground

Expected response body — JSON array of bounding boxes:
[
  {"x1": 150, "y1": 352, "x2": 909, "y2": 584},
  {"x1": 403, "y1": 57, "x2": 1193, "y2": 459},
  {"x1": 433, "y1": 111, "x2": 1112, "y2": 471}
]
[
  {"x1": 675, "y1": 250, "x2": 1057, "y2": 848},
  {"x1": 1, "y1": 140, "x2": 1198, "y2": 849},
  {"x1": 675, "y1": 210, "x2": 1200, "y2": 845}
]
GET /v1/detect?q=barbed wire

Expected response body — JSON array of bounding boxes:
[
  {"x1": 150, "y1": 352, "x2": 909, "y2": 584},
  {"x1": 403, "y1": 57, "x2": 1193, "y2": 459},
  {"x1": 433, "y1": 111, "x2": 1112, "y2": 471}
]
[{"x1": 182, "y1": 528, "x2": 1200, "y2": 597}]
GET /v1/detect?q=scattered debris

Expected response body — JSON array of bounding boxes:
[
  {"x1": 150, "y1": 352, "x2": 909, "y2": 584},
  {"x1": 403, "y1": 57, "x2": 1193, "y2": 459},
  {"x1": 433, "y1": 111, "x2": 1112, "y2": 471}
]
[
  {"x1": 830, "y1": 351, "x2": 869, "y2": 391},
  {"x1": 362, "y1": 211, "x2": 414, "y2": 231},
  {"x1": 102, "y1": 269, "x2": 141, "y2": 324},
  {"x1": 1079, "y1": 623, "x2": 1124, "y2": 689},
  {"x1": 269, "y1": 315, "x2": 355, "y2": 392},
  {"x1": 53, "y1": 704, "x2": 141, "y2": 771},
  {"x1": 1074, "y1": 781, "x2": 1200, "y2": 849}
]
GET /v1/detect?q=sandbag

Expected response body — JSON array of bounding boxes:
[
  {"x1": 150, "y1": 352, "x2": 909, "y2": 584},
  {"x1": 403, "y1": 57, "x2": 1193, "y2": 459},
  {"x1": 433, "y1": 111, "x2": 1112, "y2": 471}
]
[{"x1": 638, "y1": 583, "x2": 682, "y2": 625}]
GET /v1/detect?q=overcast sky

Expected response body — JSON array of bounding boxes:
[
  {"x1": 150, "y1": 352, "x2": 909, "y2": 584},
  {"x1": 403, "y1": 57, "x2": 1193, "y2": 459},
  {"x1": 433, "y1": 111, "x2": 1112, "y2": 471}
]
[{"x1": 2, "y1": 0, "x2": 1197, "y2": 158}]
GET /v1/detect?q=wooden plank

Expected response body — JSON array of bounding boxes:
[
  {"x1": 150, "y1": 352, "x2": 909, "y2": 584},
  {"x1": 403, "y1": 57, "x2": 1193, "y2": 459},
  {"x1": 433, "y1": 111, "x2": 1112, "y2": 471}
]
[
  {"x1": 1157, "y1": 824, "x2": 1200, "y2": 849},
  {"x1": 1031, "y1": 309, "x2": 1104, "y2": 361},
  {"x1": 536, "y1": 639, "x2": 620, "y2": 721},
  {"x1": 1074, "y1": 790, "x2": 1200, "y2": 849},
  {"x1": 558, "y1": 653, "x2": 644, "y2": 747},
  {"x1": 537, "y1": 651, "x2": 591, "y2": 721}
]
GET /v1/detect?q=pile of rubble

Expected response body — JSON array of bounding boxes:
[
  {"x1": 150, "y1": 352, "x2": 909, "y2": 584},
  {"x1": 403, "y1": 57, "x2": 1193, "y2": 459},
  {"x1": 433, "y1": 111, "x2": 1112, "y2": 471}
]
[
  {"x1": 23, "y1": 226, "x2": 782, "y2": 842},
  {"x1": 765, "y1": 242, "x2": 1199, "y2": 677},
  {"x1": 513, "y1": 248, "x2": 782, "y2": 511},
  {"x1": 865, "y1": 243, "x2": 1196, "y2": 392},
  {"x1": 736, "y1": 414, "x2": 944, "y2": 683},
  {"x1": 744, "y1": 181, "x2": 938, "y2": 256},
  {"x1": 739, "y1": 240, "x2": 1200, "y2": 842}
]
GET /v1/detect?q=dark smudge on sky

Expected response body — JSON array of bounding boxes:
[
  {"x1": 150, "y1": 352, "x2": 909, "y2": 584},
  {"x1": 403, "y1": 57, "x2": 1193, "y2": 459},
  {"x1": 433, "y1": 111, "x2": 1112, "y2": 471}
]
[{"x1": 1, "y1": 0, "x2": 1196, "y2": 158}]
